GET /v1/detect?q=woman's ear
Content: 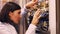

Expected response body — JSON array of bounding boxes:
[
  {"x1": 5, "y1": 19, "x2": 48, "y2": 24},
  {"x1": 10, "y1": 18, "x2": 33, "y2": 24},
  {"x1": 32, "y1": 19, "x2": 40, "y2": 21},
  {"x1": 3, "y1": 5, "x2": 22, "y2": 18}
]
[{"x1": 9, "y1": 12, "x2": 13, "y2": 17}]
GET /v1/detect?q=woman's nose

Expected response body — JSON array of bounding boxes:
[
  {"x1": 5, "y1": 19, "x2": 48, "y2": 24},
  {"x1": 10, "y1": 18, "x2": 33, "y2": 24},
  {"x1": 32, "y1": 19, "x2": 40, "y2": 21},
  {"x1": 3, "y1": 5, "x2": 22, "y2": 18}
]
[{"x1": 20, "y1": 14, "x2": 22, "y2": 19}]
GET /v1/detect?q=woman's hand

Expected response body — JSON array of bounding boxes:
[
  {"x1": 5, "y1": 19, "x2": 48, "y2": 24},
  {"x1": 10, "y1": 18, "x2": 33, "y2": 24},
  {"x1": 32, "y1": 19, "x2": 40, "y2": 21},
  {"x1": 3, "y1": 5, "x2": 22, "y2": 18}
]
[
  {"x1": 31, "y1": 9, "x2": 41, "y2": 26},
  {"x1": 25, "y1": 0, "x2": 38, "y2": 8}
]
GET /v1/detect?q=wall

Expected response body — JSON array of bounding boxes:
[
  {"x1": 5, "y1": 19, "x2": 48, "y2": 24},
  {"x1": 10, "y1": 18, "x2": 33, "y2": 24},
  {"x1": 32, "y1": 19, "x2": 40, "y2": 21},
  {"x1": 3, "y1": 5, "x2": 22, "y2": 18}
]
[{"x1": 49, "y1": 0, "x2": 56, "y2": 34}]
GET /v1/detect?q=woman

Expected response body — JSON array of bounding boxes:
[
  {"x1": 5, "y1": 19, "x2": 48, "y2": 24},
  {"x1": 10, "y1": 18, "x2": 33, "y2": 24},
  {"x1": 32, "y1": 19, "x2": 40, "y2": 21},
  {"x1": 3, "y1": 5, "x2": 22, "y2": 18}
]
[
  {"x1": 0, "y1": 0, "x2": 41, "y2": 34},
  {"x1": 0, "y1": 2, "x2": 21, "y2": 34}
]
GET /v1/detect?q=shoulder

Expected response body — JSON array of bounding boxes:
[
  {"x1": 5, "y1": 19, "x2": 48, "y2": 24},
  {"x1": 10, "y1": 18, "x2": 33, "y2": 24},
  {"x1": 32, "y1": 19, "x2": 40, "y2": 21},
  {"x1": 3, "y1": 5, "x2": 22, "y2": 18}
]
[
  {"x1": 0, "y1": 22, "x2": 17, "y2": 34},
  {"x1": 0, "y1": 22, "x2": 11, "y2": 34},
  {"x1": 0, "y1": 22, "x2": 15, "y2": 31},
  {"x1": 0, "y1": 22, "x2": 10, "y2": 31},
  {"x1": 0, "y1": 22, "x2": 7, "y2": 28}
]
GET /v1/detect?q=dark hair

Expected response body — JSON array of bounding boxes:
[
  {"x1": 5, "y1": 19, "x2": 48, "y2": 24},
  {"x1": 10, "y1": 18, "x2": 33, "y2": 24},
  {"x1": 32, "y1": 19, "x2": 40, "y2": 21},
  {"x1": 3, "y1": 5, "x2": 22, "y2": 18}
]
[
  {"x1": 0, "y1": 2, "x2": 21, "y2": 34},
  {"x1": 0, "y1": 2, "x2": 21, "y2": 22}
]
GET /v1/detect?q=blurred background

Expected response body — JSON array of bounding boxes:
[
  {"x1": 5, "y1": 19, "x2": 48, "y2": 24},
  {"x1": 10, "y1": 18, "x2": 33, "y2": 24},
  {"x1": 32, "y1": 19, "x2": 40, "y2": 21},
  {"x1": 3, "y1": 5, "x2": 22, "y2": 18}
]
[{"x1": 0, "y1": 0, "x2": 31, "y2": 11}]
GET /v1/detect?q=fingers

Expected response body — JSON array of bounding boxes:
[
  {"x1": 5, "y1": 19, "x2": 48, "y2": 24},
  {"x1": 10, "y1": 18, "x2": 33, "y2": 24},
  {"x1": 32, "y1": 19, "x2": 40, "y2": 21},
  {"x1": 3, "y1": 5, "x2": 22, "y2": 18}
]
[
  {"x1": 35, "y1": 9, "x2": 41, "y2": 17},
  {"x1": 32, "y1": 0, "x2": 38, "y2": 4},
  {"x1": 31, "y1": 9, "x2": 42, "y2": 25},
  {"x1": 33, "y1": 9, "x2": 42, "y2": 20},
  {"x1": 35, "y1": 0, "x2": 38, "y2": 3},
  {"x1": 32, "y1": 0, "x2": 36, "y2": 2},
  {"x1": 37, "y1": 9, "x2": 41, "y2": 18},
  {"x1": 38, "y1": 15, "x2": 41, "y2": 19}
]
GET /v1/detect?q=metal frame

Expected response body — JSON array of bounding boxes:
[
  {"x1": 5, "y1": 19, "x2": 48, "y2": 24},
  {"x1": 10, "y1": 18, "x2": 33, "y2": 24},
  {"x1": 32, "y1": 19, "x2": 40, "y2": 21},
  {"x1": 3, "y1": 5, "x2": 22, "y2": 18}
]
[{"x1": 56, "y1": 0, "x2": 60, "y2": 34}]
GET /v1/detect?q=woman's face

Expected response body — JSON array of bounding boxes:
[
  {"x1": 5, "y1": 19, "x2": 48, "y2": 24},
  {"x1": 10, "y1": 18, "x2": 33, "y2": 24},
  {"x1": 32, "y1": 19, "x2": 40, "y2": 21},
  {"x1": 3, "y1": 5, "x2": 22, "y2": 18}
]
[{"x1": 9, "y1": 9, "x2": 22, "y2": 24}]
